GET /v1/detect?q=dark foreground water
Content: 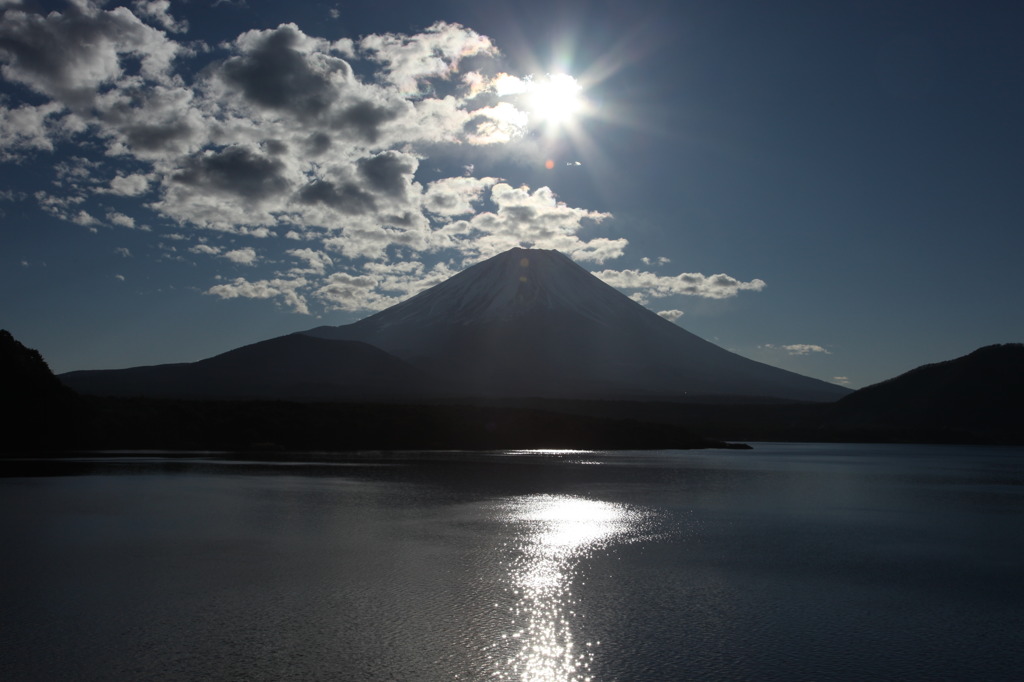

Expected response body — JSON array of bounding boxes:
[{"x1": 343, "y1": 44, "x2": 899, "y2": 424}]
[{"x1": 2, "y1": 443, "x2": 1022, "y2": 681}]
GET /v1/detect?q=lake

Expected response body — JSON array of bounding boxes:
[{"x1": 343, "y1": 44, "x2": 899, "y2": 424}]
[{"x1": 2, "y1": 443, "x2": 1022, "y2": 681}]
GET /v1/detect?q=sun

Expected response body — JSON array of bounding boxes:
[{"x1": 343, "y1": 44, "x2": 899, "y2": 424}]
[{"x1": 527, "y1": 73, "x2": 584, "y2": 127}]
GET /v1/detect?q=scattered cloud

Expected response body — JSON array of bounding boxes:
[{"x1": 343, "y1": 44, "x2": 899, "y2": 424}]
[
  {"x1": 359, "y1": 21, "x2": 496, "y2": 93},
  {"x1": 832, "y1": 376, "x2": 851, "y2": 385},
  {"x1": 132, "y1": 1, "x2": 188, "y2": 34},
  {"x1": 314, "y1": 271, "x2": 393, "y2": 312},
  {"x1": 206, "y1": 276, "x2": 310, "y2": 314},
  {"x1": 0, "y1": 101, "x2": 69, "y2": 158},
  {"x1": 72, "y1": 209, "x2": 100, "y2": 227},
  {"x1": 0, "y1": 4, "x2": 766, "y2": 316},
  {"x1": 423, "y1": 176, "x2": 496, "y2": 217},
  {"x1": 0, "y1": 0, "x2": 180, "y2": 107},
  {"x1": 222, "y1": 247, "x2": 258, "y2": 265},
  {"x1": 656, "y1": 309, "x2": 684, "y2": 322},
  {"x1": 465, "y1": 102, "x2": 528, "y2": 144},
  {"x1": 595, "y1": 269, "x2": 766, "y2": 299},
  {"x1": 107, "y1": 211, "x2": 136, "y2": 228},
  {"x1": 762, "y1": 344, "x2": 832, "y2": 356},
  {"x1": 103, "y1": 173, "x2": 152, "y2": 196},
  {"x1": 286, "y1": 248, "x2": 333, "y2": 274}
]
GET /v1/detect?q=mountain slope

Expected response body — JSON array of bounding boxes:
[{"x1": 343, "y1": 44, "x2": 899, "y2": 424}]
[
  {"x1": 61, "y1": 334, "x2": 441, "y2": 400},
  {"x1": 305, "y1": 248, "x2": 849, "y2": 401},
  {"x1": 2, "y1": 330, "x2": 85, "y2": 451},
  {"x1": 820, "y1": 343, "x2": 1024, "y2": 442}
]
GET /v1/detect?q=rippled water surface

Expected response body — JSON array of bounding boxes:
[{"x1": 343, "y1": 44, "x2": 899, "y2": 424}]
[{"x1": 2, "y1": 444, "x2": 1022, "y2": 680}]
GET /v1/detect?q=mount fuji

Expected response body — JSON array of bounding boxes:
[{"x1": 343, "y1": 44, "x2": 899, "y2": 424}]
[
  {"x1": 304, "y1": 248, "x2": 848, "y2": 401},
  {"x1": 62, "y1": 248, "x2": 849, "y2": 402}
]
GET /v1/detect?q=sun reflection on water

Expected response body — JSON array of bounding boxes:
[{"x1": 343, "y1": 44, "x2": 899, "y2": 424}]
[{"x1": 490, "y1": 495, "x2": 654, "y2": 681}]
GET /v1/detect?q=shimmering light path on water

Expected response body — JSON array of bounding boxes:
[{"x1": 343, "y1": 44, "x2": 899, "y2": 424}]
[
  {"x1": 488, "y1": 495, "x2": 659, "y2": 681},
  {"x1": 1, "y1": 444, "x2": 1022, "y2": 681}
]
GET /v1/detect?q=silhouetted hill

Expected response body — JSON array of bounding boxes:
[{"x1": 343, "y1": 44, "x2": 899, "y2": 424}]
[
  {"x1": 1, "y1": 330, "x2": 86, "y2": 452},
  {"x1": 61, "y1": 334, "x2": 446, "y2": 401},
  {"x1": 55, "y1": 329, "x2": 748, "y2": 450},
  {"x1": 500, "y1": 344, "x2": 1024, "y2": 445},
  {"x1": 79, "y1": 397, "x2": 745, "y2": 452},
  {"x1": 819, "y1": 344, "x2": 1024, "y2": 443}
]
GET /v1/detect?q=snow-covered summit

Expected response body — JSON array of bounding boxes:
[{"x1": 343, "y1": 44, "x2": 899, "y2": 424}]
[{"x1": 366, "y1": 248, "x2": 650, "y2": 329}]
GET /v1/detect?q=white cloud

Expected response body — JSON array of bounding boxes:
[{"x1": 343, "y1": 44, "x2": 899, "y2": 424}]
[
  {"x1": 0, "y1": 1, "x2": 181, "y2": 106},
  {"x1": 96, "y1": 83, "x2": 207, "y2": 159},
  {"x1": 104, "y1": 173, "x2": 151, "y2": 196},
  {"x1": 423, "y1": 176, "x2": 496, "y2": 216},
  {"x1": 642, "y1": 256, "x2": 671, "y2": 266},
  {"x1": 438, "y1": 183, "x2": 620, "y2": 262},
  {"x1": 314, "y1": 271, "x2": 395, "y2": 312},
  {"x1": 189, "y1": 243, "x2": 220, "y2": 255},
  {"x1": 322, "y1": 227, "x2": 401, "y2": 261},
  {"x1": 359, "y1": 21, "x2": 497, "y2": 93},
  {"x1": 114, "y1": 246, "x2": 131, "y2": 257},
  {"x1": 206, "y1": 276, "x2": 309, "y2": 314},
  {"x1": 132, "y1": 1, "x2": 188, "y2": 33},
  {"x1": 107, "y1": 211, "x2": 136, "y2": 228},
  {"x1": 762, "y1": 344, "x2": 832, "y2": 356},
  {"x1": 0, "y1": 102, "x2": 66, "y2": 157},
  {"x1": 364, "y1": 259, "x2": 458, "y2": 298},
  {"x1": 491, "y1": 72, "x2": 530, "y2": 97},
  {"x1": 215, "y1": 23, "x2": 355, "y2": 124},
  {"x1": 72, "y1": 209, "x2": 100, "y2": 226},
  {"x1": 222, "y1": 247, "x2": 258, "y2": 265},
  {"x1": 54, "y1": 156, "x2": 101, "y2": 184},
  {"x1": 832, "y1": 376, "x2": 851, "y2": 385},
  {"x1": 286, "y1": 248, "x2": 333, "y2": 274},
  {"x1": 35, "y1": 190, "x2": 83, "y2": 219},
  {"x1": 595, "y1": 268, "x2": 766, "y2": 299},
  {"x1": 465, "y1": 102, "x2": 528, "y2": 145},
  {"x1": 657, "y1": 309, "x2": 684, "y2": 322}
]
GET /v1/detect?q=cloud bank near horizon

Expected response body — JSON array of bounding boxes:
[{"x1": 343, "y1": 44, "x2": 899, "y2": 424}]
[{"x1": 0, "y1": 1, "x2": 764, "y2": 315}]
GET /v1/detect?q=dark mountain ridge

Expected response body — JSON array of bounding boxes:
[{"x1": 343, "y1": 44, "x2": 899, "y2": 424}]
[
  {"x1": 817, "y1": 343, "x2": 1024, "y2": 443},
  {"x1": 61, "y1": 334, "x2": 441, "y2": 401},
  {"x1": 6, "y1": 330, "x2": 735, "y2": 452},
  {"x1": 8, "y1": 329, "x2": 1022, "y2": 450},
  {"x1": 1, "y1": 329, "x2": 85, "y2": 450}
]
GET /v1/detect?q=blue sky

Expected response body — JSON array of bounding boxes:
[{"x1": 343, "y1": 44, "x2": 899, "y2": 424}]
[{"x1": 2, "y1": 0, "x2": 1022, "y2": 389}]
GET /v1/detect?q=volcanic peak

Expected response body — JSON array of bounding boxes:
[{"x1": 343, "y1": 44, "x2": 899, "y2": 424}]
[{"x1": 367, "y1": 248, "x2": 646, "y2": 330}]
